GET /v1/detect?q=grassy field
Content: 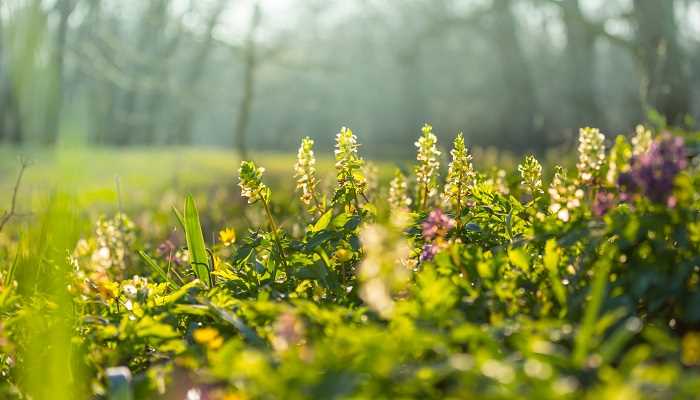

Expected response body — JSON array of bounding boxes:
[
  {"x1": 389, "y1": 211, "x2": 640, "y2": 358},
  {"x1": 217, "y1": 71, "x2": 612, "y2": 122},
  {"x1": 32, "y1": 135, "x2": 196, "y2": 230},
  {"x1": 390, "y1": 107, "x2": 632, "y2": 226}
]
[{"x1": 0, "y1": 147, "x2": 282, "y2": 211}]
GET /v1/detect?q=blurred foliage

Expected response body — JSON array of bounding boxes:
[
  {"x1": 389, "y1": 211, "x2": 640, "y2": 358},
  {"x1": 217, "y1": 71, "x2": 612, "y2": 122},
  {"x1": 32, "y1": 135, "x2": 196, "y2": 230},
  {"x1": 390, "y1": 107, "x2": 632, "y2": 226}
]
[{"x1": 1, "y1": 0, "x2": 699, "y2": 153}]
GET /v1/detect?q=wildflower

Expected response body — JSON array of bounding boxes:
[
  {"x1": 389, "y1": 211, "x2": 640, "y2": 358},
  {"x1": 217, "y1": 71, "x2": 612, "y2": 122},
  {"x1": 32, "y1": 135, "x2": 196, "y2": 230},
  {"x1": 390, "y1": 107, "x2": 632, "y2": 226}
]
[
  {"x1": 420, "y1": 244, "x2": 439, "y2": 262},
  {"x1": 631, "y1": 124, "x2": 653, "y2": 156},
  {"x1": 193, "y1": 327, "x2": 223, "y2": 350},
  {"x1": 443, "y1": 133, "x2": 475, "y2": 214},
  {"x1": 334, "y1": 127, "x2": 366, "y2": 206},
  {"x1": 418, "y1": 209, "x2": 456, "y2": 263},
  {"x1": 334, "y1": 248, "x2": 353, "y2": 263},
  {"x1": 363, "y1": 162, "x2": 379, "y2": 199},
  {"x1": 238, "y1": 160, "x2": 270, "y2": 204},
  {"x1": 294, "y1": 137, "x2": 319, "y2": 210},
  {"x1": 682, "y1": 332, "x2": 700, "y2": 366},
  {"x1": 576, "y1": 127, "x2": 606, "y2": 184},
  {"x1": 592, "y1": 190, "x2": 616, "y2": 217},
  {"x1": 156, "y1": 240, "x2": 188, "y2": 266},
  {"x1": 122, "y1": 283, "x2": 137, "y2": 298},
  {"x1": 121, "y1": 275, "x2": 149, "y2": 301},
  {"x1": 271, "y1": 312, "x2": 305, "y2": 353},
  {"x1": 548, "y1": 166, "x2": 584, "y2": 222},
  {"x1": 388, "y1": 169, "x2": 411, "y2": 210},
  {"x1": 239, "y1": 161, "x2": 288, "y2": 275},
  {"x1": 484, "y1": 168, "x2": 510, "y2": 195},
  {"x1": 422, "y1": 209, "x2": 456, "y2": 241},
  {"x1": 74, "y1": 239, "x2": 91, "y2": 257},
  {"x1": 358, "y1": 224, "x2": 411, "y2": 318},
  {"x1": 518, "y1": 154, "x2": 543, "y2": 195},
  {"x1": 360, "y1": 278, "x2": 394, "y2": 318},
  {"x1": 618, "y1": 133, "x2": 687, "y2": 205},
  {"x1": 219, "y1": 228, "x2": 236, "y2": 246},
  {"x1": 414, "y1": 124, "x2": 441, "y2": 210},
  {"x1": 79, "y1": 213, "x2": 135, "y2": 279},
  {"x1": 157, "y1": 240, "x2": 176, "y2": 259},
  {"x1": 606, "y1": 135, "x2": 632, "y2": 185}
]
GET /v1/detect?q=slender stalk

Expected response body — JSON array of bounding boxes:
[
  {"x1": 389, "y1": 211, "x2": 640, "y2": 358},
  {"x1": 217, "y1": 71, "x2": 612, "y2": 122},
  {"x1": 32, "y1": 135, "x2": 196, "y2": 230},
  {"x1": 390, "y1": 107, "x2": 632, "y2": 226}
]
[
  {"x1": 0, "y1": 158, "x2": 30, "y2": 233},
  {"x1": 259, "y1": 190, "x2": 289, "y2": 279},
  {"x1": 312, "y1": 192, "x2": 322, "y2": 215},
  {"x1": 456, "y1": 170, "x2": 464, "y2": 230}
]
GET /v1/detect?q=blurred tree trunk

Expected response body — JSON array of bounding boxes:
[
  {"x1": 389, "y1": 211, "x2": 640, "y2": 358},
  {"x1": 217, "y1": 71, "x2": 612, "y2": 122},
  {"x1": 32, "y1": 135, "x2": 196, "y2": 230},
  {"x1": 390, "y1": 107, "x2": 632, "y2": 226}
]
[
  {"x1": 44, "y1": 0, "x2": 77, "y2": 146},
  {"x1": 397, "y1": 47, "x2": 427, "y2": 139},
  {"x1": 234, "y1": 2, "x2": 262, "y2": 158},
  {"x1": 633, "y1": 0, "x2": 690, "y2": 125},
  {"x1": 561, "y1": 0, "x2": 601, "y2": 129},
  {"x1": 74, "y1": 0, "x2": 108, "y2": 145},
  {"x1": 0, "y1": 10, "x2": 24, "y2": 145},
  {"x1": 170, "y1": 0, "x2": 227, "y2": 145},
  {"x1": 490, "y1": 0, "x2": 542, "y2": 150},
  {"x1": 141, "y1": 19, "x2": 182, "y2": 145},
  {"x1": 115, "y1": 0, "x2": 169, "y2": 146}
]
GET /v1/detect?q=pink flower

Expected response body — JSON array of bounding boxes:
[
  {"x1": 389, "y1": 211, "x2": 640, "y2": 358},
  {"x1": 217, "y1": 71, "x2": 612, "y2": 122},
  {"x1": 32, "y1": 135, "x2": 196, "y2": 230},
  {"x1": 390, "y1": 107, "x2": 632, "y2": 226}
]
[{"x1": 421, "y1": 209, "x2": 456, "y2": 241}]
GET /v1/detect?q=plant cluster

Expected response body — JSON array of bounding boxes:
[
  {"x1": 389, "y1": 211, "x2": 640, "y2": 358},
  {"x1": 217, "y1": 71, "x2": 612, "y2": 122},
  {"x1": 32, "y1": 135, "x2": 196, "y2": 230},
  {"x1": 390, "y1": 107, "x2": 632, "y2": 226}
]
[{"x1": 1, "y1": 124, "x2": 700, "y2": 399}]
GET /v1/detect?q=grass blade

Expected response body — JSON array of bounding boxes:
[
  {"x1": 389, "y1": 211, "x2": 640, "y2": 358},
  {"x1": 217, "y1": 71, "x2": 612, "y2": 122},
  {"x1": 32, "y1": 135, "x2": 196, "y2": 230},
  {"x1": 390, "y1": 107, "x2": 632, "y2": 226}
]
[
  {"x1": 172, "y1": 205, "x2": 185, "y2": 231},
  {"x1": 573, "y1": 245, "x2": 615, "y2": 367},
  {"x1": 138, "y1": 250, "x2": 179, "y2": 289},
  {"x1": 184, "y1": 194, "x2": 212, "y2": 288}
]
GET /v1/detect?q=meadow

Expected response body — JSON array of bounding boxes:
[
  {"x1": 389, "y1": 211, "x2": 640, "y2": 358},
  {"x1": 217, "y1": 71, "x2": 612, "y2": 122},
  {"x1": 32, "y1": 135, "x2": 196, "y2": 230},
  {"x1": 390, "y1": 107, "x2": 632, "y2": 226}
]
[{"x1": 1, "y1": 123, "x2": 700, "y2": 399}]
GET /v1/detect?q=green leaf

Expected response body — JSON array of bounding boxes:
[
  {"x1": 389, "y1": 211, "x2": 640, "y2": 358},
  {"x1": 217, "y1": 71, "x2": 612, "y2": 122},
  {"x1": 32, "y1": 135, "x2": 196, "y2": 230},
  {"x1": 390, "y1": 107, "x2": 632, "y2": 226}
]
[
  {"x1": 155, "y1": 280, "x2": 201, "y2": 306},
  {"x1": 343, "y1": 215, "x2": 362, "y2": 231},
  {"x1": 202, "y1": 298, "x2": 265, "y2": 347},
  {"x1": 311, "y1": 209, "x2": 333, "y2": 232},
  {"x1": 508, "y1": 248, "x2": 530, "y2": 272},
  {"x1": 543, "y1": 239, "x2": 566, "y2": 309},
  {"x1": 4, "y1": 249, "x2": 19, "y2": 287},
  {"x1": 139, "y1": 250, "x2": 179, "y2": 289},
  {"x1": 573, "y1": 244, "x2": 615, "y2": 367},
  {"x1": 332, "y1": 212, "x2": 351, "y2": 228},
  {"x1": 184, "y1": 195, "x2": 211, "y2": 288},
  {"x1": 305, "y1": 230, "x2": 334, "y2": 251},
  {"x1": 172, "y1": 205, "x2": 185, "y2": 231}
]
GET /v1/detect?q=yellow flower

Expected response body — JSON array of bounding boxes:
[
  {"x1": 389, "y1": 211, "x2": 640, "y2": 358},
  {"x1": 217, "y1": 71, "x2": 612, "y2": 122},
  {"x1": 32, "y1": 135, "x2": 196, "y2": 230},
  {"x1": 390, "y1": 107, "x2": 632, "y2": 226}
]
[
  {"x1": 219, "y1": 228, "x2": 236, "y2": 246},
  {"x1": 193, "y1": 327, "x2": 224, "y2": 349},
  {"x1": 212, "y1": 255, "x2": 224, "y2": 271},
  {"x1": 334, "y1": 248, "x2": 353, "y2": 262},
  {"x1": 682, "y1": 332, "x2": 700, "y2": 366},
  {"x1": 218, "y1": 393, "x2": 248, "y2": 400}
]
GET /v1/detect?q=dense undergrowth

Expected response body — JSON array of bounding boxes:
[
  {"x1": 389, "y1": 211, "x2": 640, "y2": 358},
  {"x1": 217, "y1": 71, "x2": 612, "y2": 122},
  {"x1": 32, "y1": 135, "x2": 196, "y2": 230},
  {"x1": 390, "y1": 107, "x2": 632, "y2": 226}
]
[{"x1": 2, "y1": 124, "x2": 700, "y2": 399}]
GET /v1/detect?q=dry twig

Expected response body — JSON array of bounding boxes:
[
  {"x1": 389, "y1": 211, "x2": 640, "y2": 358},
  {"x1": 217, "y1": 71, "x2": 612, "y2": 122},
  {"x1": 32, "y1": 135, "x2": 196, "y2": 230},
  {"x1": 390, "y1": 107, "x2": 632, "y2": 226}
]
[{"x1": 0, "y1": 157, "x2": 31, "y2": 233}]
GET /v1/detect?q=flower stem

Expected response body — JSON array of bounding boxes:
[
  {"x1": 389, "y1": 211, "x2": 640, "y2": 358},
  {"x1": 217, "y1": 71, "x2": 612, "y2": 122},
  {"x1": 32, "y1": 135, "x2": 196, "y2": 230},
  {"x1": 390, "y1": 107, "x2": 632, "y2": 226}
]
[{"x1": 259, "y1": 192, "x2": 289, "y2": 280}]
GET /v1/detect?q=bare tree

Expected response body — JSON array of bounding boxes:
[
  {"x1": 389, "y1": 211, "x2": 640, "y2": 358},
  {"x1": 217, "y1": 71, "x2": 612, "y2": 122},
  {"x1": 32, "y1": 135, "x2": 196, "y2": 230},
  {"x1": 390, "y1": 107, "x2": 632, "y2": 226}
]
[
  {"x1": 170, "y1": 0, "x2": 228, "y2": 145},
  {"x1": 0, "y1": 5, "x2": 25, "y2": 145},
  {"x1": 0, "y1": 158, "x2": 30, "y2": 233},
  {"x1": 541, "y1": 0, "x2": 690, "y2": 127},
  {"x1": 44, "y1": 0, "x2": 78, "y2": 146},
  {"x1": 234, "y1": 1, "x2": 262, "y2": 158},
  {"x1": 633, "y1": 0, "x2": 690, "y2": 125},
  {"x1": 490, "y1": 0, "x2": 542, "y2": 150},
  {"x1": 560, "y1": 0, "x2": 602, "y2": 129}
]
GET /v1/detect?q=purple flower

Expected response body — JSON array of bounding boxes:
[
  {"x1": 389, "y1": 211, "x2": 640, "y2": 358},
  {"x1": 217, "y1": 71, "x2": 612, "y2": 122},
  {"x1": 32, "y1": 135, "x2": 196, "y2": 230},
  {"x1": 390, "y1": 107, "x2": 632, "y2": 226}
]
[
  {"x1": 157, "y1": 240, "x2": 179, "y2": 265},
  {"x1": 618, "y1": 133, "x2": 687, "y2": 205},
  {"x1": 592, "y1": 190, "x2": 616, "y2": 217},
  {"x1": 420, "y1": 244, "x2": 439, "y2": 262},
  {"x1": 422, "y1": 209, "x2": 456, "y2": 241}
]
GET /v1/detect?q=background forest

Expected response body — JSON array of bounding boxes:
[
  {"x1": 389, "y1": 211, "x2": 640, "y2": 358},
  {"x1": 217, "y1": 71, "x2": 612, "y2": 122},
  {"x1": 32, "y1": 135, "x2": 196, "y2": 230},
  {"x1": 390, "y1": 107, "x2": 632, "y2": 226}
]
[{"x1": 1, "y1": 0, "x2": 699, "y2": 157}]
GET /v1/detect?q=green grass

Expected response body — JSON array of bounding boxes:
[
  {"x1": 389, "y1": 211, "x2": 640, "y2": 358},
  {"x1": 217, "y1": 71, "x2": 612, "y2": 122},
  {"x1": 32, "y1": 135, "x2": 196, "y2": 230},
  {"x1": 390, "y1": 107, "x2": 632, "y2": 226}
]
[{"x1": 0, "y1": 147, "x2": 302, "y2": 212}]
